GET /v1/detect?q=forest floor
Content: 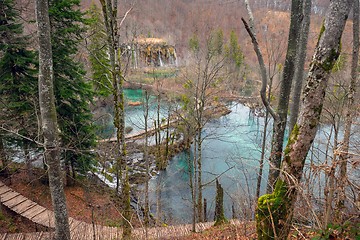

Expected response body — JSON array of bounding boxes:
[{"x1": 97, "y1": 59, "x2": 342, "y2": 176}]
[
  {"x1": 0, "y1": 166, "x2": 355, "y2": 239},
  {"x1": 0, "y1": 166, "x2": 123, "y2": 233}
]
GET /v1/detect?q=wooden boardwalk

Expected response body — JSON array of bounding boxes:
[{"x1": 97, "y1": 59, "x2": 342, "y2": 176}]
[
  {"x1": 99, "y1": 118, "x2": 179, "y2": 143},
  {"x1": 0, "y1": 180, "x2": 219, "y2": 239}
]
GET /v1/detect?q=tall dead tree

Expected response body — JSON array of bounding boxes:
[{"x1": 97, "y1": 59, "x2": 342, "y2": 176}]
[
  {"x1": 242, "y1": 0, "x2": 277, "y2": 200},
  {"x1": 35, "y1": 0, "x2": 71, "y2": 239},
  {"x1": 337, "y1": 0, "x2": 359, "y2": 219},
  {"x1": 99, "y1": 0, "x2": 132, "y2": 238},
  {"x1": 256, "y1": 1, "x2": 353, "y2": 239}
]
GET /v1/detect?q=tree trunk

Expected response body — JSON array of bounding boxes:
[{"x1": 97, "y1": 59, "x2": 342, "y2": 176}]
[
  {"x1": 256, "y1": 76, "x2": 273, "y2": 200},
  {"x1": 289, "y1": 0, "x2": 312, "y2": 132},
  {"x1": 324, "y1": 125, "x2": 339, "y2": 227},
  {"x1": 35, "y1": 0, "x2": 71, "y2": 239},
  {"x1": 214, "y1": 179, "x2": 227, "y2": 226},
  {"x1": 99, "y1": 1, "x2": 131, "y2": 237},
  {"x1": 143, "y1": 90, "x2": 150, "y2": 239},
  {"x1": 256, "y1": 1, "x2": 353, "y2": 239},
  {"x1": 336, "y1": 0, "x2": 359, "y2": 220},
  {"x1": 267, "y1": 0, "x2": 303, "y2": 192},
  {"x1": 23, "y1": 141, "x2": 33, "y2": 182},
  {"x1": 197, "y1": 129, "x2": 203, "y2": 222},
  {"x1": 0, "y1": 137, "x2": 9, "y2": 177}
]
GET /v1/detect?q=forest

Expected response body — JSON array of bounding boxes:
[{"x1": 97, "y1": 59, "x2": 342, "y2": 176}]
[{"x1": 0, "y1": 0, "x2": 359, "y2": 239}]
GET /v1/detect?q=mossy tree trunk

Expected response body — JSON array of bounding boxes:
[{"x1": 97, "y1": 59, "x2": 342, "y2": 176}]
[
  {"x1": 0, "y1": 137, "x2": 9, "y2": 176},
  {"x1": 256, "y1": 1, "x2": 353, "y2": 239},
  {"x1": 35, "y1": 0, "x2": 71, "y2": 238},
  {"x1": 99, "y1": 0, "x2": 131, "y2": 238},
  {"x1": 214, "y1": 179, "x2": 227, "y2": 226}
]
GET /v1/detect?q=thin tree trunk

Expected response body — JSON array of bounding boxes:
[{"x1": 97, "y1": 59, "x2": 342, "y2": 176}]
[
  {"x1": 256, "y1": 1, "x2": 353, "y2": 239},
  {"x1": 0, "y1": 137, "x2": 8, "y2": 176},
  {"x1": 336, "y1": 0, "x2": 359, "y2": 219},
  {"x1": 23, "y1": 141, "x2": 33, "y2": 182},
  {"x1": 99, "y1": 1, "x2": 131, "y2": 238},
  {"x1": 267, "y1": 0, "x2": 303, "y2": 192},
  {"x1": 197, "y1": 129, "x2": 203, "y2": 222},
  {"x1": 143, "y1": 90, "x2": 150, "y2": 239},
  {"x1": 256, "y1": 76, "x2": 273, "y2": 200},
  {"x1": 187, "y1": 143, "x2": 196, "y2": 232},
  {"x1": 242, "y1": 1, "x2": 277, "y2": 120},
  {"x1": 289, "y1": 0, "x2": 312, "y2": 132},
  {"x1": 324, "y1": 125, "x2": 339, "y2": 227},
  {"x1": 35, "y1": 0, "x2": 71, "y2": 239},
  {"x1": 156, "y1": 174, "x2": 162, "y2": 227}
]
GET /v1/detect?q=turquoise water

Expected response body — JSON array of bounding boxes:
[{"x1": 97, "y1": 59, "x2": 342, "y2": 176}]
[
  {"x1": 121, "y1": 89, "x2": 270, "y2": 223},
  {"x1": 121, "y1": 89, "x2": 360, "y2": 225},
  {"x1": 146, "y1": 103, "x2": 269, "y2": 223},
  {"x1": 98, "y1": 89, "x2": 168, "y2": 137}
]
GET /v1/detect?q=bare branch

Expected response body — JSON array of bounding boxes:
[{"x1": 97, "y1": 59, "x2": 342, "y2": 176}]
[{"x1": 241, "y1": 17, "x2": 278, "y2": 121}]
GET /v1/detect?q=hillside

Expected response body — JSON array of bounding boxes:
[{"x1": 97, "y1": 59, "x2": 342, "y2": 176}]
[{"x1": 2, "y1": 1, "x2": 358, "y2": 239}]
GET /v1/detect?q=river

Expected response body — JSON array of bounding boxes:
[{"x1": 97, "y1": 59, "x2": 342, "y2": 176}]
[
  {"x1": 113, "y1": 89, "x2": 359, "y2": 225},
  {"x1": 119, "y1": 89, "x2": 269, "y2": 223}
]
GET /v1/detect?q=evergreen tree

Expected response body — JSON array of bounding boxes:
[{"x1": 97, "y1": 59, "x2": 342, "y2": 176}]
[
  {"x1": 48, "y1": 0, "x2": 96, "y2": 181},
  {"x1": 87, "y1": 3, "x2": 111, "y2": 97},
  {"x1": 0, "y1": 0, "x2": 38, "y2": 173}
]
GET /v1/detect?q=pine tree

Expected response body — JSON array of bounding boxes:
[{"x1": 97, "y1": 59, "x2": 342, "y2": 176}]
[
  {"x1": 87, "y1": 3, "x2": 111, "y2": 97},
  {"x1": 0, "y1": 0, "x2": 38, "y2": 174},
  {"x1": 48, "y1": 0, "x2": 96, "y2": 182}
]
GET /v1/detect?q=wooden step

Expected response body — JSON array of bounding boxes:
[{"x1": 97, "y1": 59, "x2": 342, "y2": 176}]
[
  {"x1": 0, "y1": 186, "x2": 12, "y2": 196},
  {"x1": 34, "y1": 211, "x2": 55, "y2": 228},
  {"x1": 22, "y1": 205, "x2": 46, "y2": 219},
  {"x1": 0, "y1": 191, "x2": 20, "y2": 203},
  {"x1": 5, "y1": 195, "x2": 27, "y2": 209},
  {"x1": 11, "y1": 200, "x2": 36, "y2": 214}
]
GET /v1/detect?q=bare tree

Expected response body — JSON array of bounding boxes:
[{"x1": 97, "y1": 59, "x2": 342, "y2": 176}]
[
  {"x1": 337, "y1": 0, "x2": 359, "y2": 220},
  {"x1": 99, "y1": 0, "x2": 132, "y2": 238},
  {"x1": 266, "y1": 0, "x2": 303, "y2": 192},
  {"x1": 289, "y1": 0, "x2": 312, "y2": 132},
  {"x1": 256, "y1": 1, "x2": 354, "y2": 239},
  {"x1": 35, "y1": 0, "x2": 70, "y2": 239}
]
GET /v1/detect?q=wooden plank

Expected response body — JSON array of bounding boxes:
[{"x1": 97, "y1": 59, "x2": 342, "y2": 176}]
[
  {"x1": 1, "y1": 191, "x2": 20, "y2": 203},
  {"x1": 5, "y1": 196, "x2": 27, "y2": 209},
  {"x1": 30, "y1": 207, "x2": 46, "y2": 220},
  {"x1": 32, "y1": 211, "x2": 54, "y2": 228},
  {"x1": 1, "y1": 233, "x2": 7, "y2": 240},
  {"x1": 21, "y1": 205, "x2": 46, "y2": 219},
  {"x1": 23, "y1": 205, "x2": 46, "y2": 220},
  {"x1": 0, "y1": 186, "x2": 12, "y2": 196},
  {"x1": 12, "y1": 200, "x2": 36, "y2": 214}
]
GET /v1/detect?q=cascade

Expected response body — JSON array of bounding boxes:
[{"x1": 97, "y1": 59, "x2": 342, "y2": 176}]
[
  {"x1": 158, "y1": 49, "x2": 164, "y2": 67},
  {"x1": 121, "y1": 38, "x2": 177, "y2": 68}
]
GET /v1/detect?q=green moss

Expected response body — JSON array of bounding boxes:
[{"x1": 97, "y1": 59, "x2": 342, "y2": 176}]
[
  {"x1": 317, "y1": 21, "x2": 325, "y2": 43},
  {"x1": 256, "y1": 180, "x2": 288, "y2": 240},
  {"x1": 284, "y1": 123, "x2": 299, "y2": 156},
  {"x1": 322, "y1": 48, "x2": 340, "y2": 71}
]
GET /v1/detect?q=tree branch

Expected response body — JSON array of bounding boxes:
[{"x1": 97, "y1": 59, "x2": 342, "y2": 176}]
[{"x1": 241, "y1": 18, "x2": 278, "y2": 121}]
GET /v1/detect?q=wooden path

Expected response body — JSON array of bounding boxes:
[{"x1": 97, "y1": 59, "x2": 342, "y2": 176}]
[
  {"x1": 0, "y1": 180, "x2": 222, "y2": 239},
  {"x1": 99, "y1": 118, "x2": 179, "y2": 143}
]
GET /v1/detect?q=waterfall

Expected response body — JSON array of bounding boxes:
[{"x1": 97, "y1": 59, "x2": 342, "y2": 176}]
[
  {"x1": 173, "y1": 49, "x2": 178, "y2": 67},
  {"x1": 158, "y1": 50, "x2": 164, "y2": 67}
]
